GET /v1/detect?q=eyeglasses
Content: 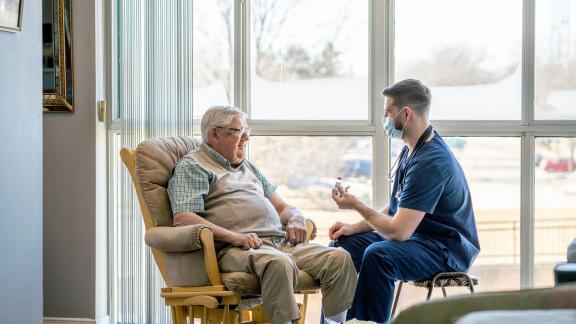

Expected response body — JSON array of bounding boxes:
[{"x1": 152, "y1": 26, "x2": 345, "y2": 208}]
[{"x1": 216, "y1": 126, "x2": 252, "y2": 136}]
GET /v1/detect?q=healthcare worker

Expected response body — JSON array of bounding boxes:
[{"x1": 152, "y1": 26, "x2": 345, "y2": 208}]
[{"x1": 328, "y1": 79, "x2": 480, "y2": 323}]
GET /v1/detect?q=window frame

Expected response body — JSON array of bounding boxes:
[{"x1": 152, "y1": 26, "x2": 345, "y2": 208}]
[{"x1": 106, "y1": 0, "x2": 576, "y2": 294}]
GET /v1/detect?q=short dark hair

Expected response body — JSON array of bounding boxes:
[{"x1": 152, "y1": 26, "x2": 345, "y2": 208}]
[{"x1": 382, "y1": 79, "x2": 431, "y2": 113}]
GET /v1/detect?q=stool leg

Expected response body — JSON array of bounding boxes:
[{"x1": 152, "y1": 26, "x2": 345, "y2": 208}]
[
  {"x1": 441, "y1": 287, "x2": 447, "y2": 297},
  {"x1": 391, "y1": 281, "x2": 403, "y2": 318},
  {"x1": 464, "y1": 273, "x2": 475, "y2": 294},
  {"x1": 426, "y1": 286, "x2": 433, "y2": 301},
  {"x1": 426, "y1": 278, "x2": 436, "y2": 301}
]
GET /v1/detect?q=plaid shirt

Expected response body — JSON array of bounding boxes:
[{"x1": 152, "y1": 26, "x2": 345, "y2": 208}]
[{"x1": 167, "y1": 143, "x2": 276, "y2": 215}]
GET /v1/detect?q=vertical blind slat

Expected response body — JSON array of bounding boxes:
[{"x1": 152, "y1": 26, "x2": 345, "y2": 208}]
[{"x1": 115, "y1": 0, "x2": 194, "y2": 322}]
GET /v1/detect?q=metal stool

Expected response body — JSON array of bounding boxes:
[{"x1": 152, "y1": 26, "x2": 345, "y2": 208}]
[{"x1": 391, "y1": 271, "x2": 479, "y2": 317}]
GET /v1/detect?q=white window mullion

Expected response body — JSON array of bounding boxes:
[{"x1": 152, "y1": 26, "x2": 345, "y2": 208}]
[
  {"x1": 234, "y1": 0, "x2": 244, "y2": 110},
  {"x1": 371, "y1": 0, "x2": 391, "y2": 209},
  {"x1": 521, "y1": 0, "x2": 536, "y2": 289},
  {"x1": 521, "y1": 134, "x2": 536, "y2": 288},
  {"x1": 238, "y1": 0, "x2": 250, "y2": 114}
]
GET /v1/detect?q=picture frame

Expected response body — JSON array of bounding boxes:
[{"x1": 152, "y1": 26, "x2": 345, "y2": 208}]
[
  {"x1": 0, "y1": 0, "x2": 24, "y2": 32},
  {"x1": 43, "y1": 0, "x2": 74, "y2": 112}
]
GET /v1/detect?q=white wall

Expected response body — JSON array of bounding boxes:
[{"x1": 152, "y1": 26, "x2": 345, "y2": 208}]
[
  {"x1": 43, "y1": 0, "x2": 107, "y2": 321},
  {"x1": 0, "y1": 0, "x2": 43, "y2": 323}
]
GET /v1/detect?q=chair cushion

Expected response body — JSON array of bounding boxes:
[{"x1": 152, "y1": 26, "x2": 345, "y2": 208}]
[
  {"x1": 136, "y1": 136, "x2": 200, "y2": 226},
  {"x1": 221, "y1": 270, "x2": 320, "y2": 295},
  {"x1": 411, "y1": 273, "x2": 479, "y2": 288},
  {"x1": 164, "y1": 250, "x2": 211, "y2": 286}
]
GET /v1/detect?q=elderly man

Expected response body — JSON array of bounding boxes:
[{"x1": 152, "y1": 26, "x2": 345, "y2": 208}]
[{"x1": 167, "y1": 106, "x2": 357, "y2": 324}]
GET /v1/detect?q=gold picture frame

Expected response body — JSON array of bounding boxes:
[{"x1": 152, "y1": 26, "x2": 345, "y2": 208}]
[
  {"x1": 43, "y1": 0, "x2": 73, "y2": 112},
  {"x1": 0, "y1": 0, "x2": 24, "y2": 32}
]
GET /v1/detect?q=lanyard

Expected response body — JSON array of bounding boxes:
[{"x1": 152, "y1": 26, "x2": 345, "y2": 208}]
[{"x1": 396, "y1": 125, "x2": 434, "y2": 191}]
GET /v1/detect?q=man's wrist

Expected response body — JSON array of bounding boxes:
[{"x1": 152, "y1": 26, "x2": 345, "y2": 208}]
[
  {"x1": 356, "y1": 202, "x2": 375, "y2": 222},
  {"x1": 352, "y1": 199, "x2": 365, "y2": 212},
  {"x1": 289, "y1": 214, "x2": 306, "y2": 223}
]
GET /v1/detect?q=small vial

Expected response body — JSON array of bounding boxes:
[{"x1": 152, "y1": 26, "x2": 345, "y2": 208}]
[
  {"x1": 335, "y1": 177, "x2": 343, "y2": 188},
  {"x1": 335, "y1": 177, "x2": 350, "y2": 190}
]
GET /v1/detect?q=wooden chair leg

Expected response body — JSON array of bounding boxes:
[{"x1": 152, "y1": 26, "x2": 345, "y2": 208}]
[
  {"x1": 441, "y1": 287, "x2": 447, "y2": 297},
  {"x1": 172, "y1": 305, "x2": 186, "y2": 324},
  {"x1": 301, "y1": 293, "x2": 309, "y2": 324},
  {"x1": 222, "y1": 305, "x2": 229, "y2": 324},
  {"x1": 228, "y1": 309, "x2": 240, "y2": 324},
  {"x1": 201, "y1": 307, "x2": 209, "y2": 324},
  {"x1": 171, "y1": 306, "x2": 177, "y2": 324},
  {"x1": 254, "y1": 304, "x2": 268, "y2": 323},
  {"x1": 391, "y1": 281, "x2": 403, "y2": 318}
]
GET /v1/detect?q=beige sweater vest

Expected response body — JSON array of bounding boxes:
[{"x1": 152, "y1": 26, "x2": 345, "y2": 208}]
[{"x1": 184, "y1": 147, "x2": 285, "y2": 239}]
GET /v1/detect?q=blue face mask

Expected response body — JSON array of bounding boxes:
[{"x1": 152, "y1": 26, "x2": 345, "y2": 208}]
[{"x1": 382, "y1": 108, "x2": 407, "y2": 139}]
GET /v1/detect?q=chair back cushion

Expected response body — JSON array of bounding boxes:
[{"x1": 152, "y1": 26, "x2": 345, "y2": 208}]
[{"x1": 135, "y1": 136, "x2": 200, "y2": 226}]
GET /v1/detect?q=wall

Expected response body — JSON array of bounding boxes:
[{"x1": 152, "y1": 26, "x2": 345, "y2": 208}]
[
  {"x1": 0, "y1": 0, "x2": 43, "y2": 323},
  {"x1": 43, "y1": 0, "x2": 107, "y2": 322}
]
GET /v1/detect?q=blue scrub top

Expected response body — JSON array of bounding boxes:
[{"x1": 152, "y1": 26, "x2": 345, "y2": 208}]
[{"x1": 389, "y1": 130, "x2": 480, "y2": 272}]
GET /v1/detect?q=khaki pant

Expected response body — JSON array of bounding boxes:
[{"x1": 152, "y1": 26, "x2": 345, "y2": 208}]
[{"x1": 218, "y1": 236, "x2": 357, "y2": 324}]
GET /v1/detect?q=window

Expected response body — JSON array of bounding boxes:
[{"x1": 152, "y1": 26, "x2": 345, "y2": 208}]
[
  {"x1": 109, "y1": 1, "x2": 576, "y2": 322},
  {"x1": 534, "y1": 138, "x2": 576, "y2": 287},
  {"x1": 250, "y1": 136, "x2": 372, "y2": 244},
  {"x1": 249, "y1": 0, "x2": 369, "y2": 120},
  {"x1": 193, "y1": 0, "x2": 234, "y2": 118},
  {"x1": 456, "y1": 138, "x2": 522, "y2": 291},
  {"x1": 395, "y1": 0, "x2": 522, "y2": 120},
  {"x1": 535, "y1": 0, "x2": 576, "y2": 120}
]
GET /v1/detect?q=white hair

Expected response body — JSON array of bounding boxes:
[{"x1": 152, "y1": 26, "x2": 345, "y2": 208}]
[{"x1": 201, "y1": 106, "x2": 246, "y2": 142}]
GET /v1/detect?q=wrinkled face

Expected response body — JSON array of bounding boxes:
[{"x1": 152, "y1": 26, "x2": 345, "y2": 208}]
[{"x1": 209, "y1": 116, "x2": 250, "y2": 165}]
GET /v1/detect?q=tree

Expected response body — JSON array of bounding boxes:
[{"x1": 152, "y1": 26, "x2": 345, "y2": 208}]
[
  {"x1": 194, "y1": 0, "x2": 347, "y2": 101},
  {"x1": 397, "y1": 45, "x2": 517, "y2": 87}
]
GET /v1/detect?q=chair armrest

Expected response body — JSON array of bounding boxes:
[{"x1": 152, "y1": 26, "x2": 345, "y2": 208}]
[
  {"x1": 281, "y1": 218, "x2": 317, "y2": 242},
  {"x1": 198, "y1": 227, "x2": 222, "y2": 286},
  {"x1": 305, "y1": 219, "x2": 317, "y2": 242},
  {"x1": 145, "y1": 224, "x2": 209, "y2": 252}
]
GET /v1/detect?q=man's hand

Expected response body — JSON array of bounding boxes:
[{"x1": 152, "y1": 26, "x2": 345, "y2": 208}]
[
  {"x1": 232, "y1": 233, "x2": 262, "y2": 250},
  {"x1": 286, "y1": 215, "x2": 307, "y2": 245},
  {"x1": 332, "y1": 185, "x2": 360, "y2": 210},
  {"x1": 329, "y1": 221, "x2": 358, "y2": 241}
]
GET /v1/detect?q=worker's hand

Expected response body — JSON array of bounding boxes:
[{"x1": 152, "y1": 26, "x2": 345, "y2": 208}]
[
  {"x1": 286, "y1": 215, "x2": 307, "y2": 245},
  {"x1": 329, "y1": 221, "x2": 356, "y2": 241},
  {"x1": 232, "y1": 233, "x2": 262, "y2": 249},
  {"x1": 331, "y1": 185, "x2": 360, "y2": 210}
]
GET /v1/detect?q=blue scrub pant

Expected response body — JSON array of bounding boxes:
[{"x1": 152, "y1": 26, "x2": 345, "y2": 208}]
[{"x1": 324, "y1": 232, "x2": 452, "y2": 323}]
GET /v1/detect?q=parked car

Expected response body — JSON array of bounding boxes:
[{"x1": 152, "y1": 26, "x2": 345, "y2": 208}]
[
  {"x1": 445, "y1": 137, "x2": 467, "y2": 149},
  {"x1": 539, "y1": 157, "x2": 576, "y2": 172},
  {"x1": 342, "y1": 158, "x2": 372, "y2": 178}
]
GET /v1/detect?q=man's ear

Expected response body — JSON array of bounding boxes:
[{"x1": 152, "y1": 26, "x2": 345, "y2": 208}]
[
  {"x1": 208, "y1": 127, "x2": 220, "y2": 143},
  {"x1": 404, "y1": 106, "x2": 413, "y2": 120}
]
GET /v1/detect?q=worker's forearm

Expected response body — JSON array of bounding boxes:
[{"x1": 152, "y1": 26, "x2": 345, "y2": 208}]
[
  {"x1": 351, "y1": 219, "x2": 374, "y2": 233},
  {"x1": 354, "y1": 201, "x2": 400, "y2": 240}
]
